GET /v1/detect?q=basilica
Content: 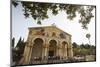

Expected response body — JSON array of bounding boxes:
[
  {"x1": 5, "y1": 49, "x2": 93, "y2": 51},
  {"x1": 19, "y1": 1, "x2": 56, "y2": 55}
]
[{"x1": 22, "y1": 25, "x2": 73, "y2": 64}]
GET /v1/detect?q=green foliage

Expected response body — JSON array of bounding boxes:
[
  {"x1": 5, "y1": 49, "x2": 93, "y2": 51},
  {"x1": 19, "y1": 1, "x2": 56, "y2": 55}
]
[
  {"x1": 12, "y1": 37, "x2": 15, "y2": 47},
  {"x1": 15, "y1": 37, "x2": 25, "y2": 56},
  {"x1": 12, "y1": 37, "x2": 26, "y2": 65},
  {"x1": 12, "y1": 0, "x2": 18, "y2": 7},
  {"x1": 72, "y1": 42, "x2": 96, "y2": 56},
  {"x1": 12, "y1": 1, "x2": 95, "y2": 29},
  {"x1": 72, "y1": 42, "x2": 78, "y2": 48},
  {"x1": 86, "y1": 33, "x2": 91, "y2": 39},
  {"x1": 86, "y1": 33, "x2": 91, "y2": 45}
]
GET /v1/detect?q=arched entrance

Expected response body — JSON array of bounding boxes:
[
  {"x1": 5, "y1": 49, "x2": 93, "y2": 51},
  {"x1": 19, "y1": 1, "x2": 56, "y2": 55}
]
[
  {"x1": 49, "y1": 40, "x2": 57, "y2": 57},
  {"x1": 31, "y1": 38, "x2": 43, "y2": 60}
]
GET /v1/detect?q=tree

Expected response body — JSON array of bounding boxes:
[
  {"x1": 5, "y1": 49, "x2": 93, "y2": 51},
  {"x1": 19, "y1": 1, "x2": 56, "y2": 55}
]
[
  {"x1": 79, "y1": 48, "x2": 87, "y2": 56},
  {"x1": 12, "y1": 37, "x2": 15, "y2": 48},
  {"x1": 86, "y1": 33, "x2": 91, "y2": 45},
  {"x1": 15, "y1": 37, "x2": 22, "y2": 49},
  {"x1": 80, "y1": 43, "x2": 85, "y2": 48},
  {"x1": 12, "y1": 37, "x2": 26, "y2": 65},
  {"x1": 72, "y1": 42, "x2": 78, "y2": 48},
  {"x1": 16, "y1": 37, "x2": 25, "y2": 55},
  {"x1": 84, "y1": 43, "x2": 91, "y2": 49},
  {"x1": 72, "y1": 42, "x2": 80, "y2": 56},
  {"x1": 12, "y1": 0, "x2": 95, "y2": 29},
  {"x1": 72, "y1": 43, "x2": 96, "y2": 56}
]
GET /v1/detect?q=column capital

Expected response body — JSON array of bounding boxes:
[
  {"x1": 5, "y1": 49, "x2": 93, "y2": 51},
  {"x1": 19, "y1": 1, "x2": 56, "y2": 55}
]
[
  {"x1": 26, "y1": 44, "x2": 33, "y2": 47},
  {"x1": 43, "y1": 44, "x2": 49, "y2": 48},
  {"x1": 57, "y1": 46, "x2": 62, "y2": 49}
]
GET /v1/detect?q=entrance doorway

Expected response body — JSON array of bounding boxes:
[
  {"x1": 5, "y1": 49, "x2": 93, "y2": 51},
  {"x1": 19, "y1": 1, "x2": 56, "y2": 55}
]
[
  {"x1": 49, "y1": 40, "x2": 57, "y2": 57},
  {"x1": 31, "y1": 38, "x2": 43, "y2": 60},
  {"x1": 49, "y1": 51, "x2": 54, "y2": 57}
]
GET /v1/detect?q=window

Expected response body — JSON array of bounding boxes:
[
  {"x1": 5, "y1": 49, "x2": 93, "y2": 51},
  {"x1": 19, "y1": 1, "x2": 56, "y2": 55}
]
[
  {"x1": 59, "y1": 33, "x2": 66, "y2": 39},
  {"x1": 52, "y1": 32, "x2": 56, "y2": 36}
]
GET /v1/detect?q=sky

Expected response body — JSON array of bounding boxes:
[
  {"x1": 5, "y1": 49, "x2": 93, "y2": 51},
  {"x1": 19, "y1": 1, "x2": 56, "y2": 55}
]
[{"x1": 12, "y1": 2, "x2": 95, "y2": 46}]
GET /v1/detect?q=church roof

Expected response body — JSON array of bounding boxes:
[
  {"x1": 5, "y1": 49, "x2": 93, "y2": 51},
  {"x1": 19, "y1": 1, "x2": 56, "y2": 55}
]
[{"x1": 28, "y1": 25, "x2": 71, "y2": 36}]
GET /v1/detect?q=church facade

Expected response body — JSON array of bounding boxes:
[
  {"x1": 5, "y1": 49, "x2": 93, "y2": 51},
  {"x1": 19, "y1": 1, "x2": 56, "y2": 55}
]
[{"x1": 23, "y1": 26, "x2": 73, "y2": 64}]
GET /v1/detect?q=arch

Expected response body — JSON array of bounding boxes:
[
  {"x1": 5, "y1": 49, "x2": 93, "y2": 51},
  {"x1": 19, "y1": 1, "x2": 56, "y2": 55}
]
[
  {"x1": 62, "y1": 41, "x2": 68, "y2": 48},
  {"x1": 48, "y1": 40, "x2": 57, "y2": 57},
  {"x1": 34, "y1": 38, "x2": 43, "y2": 45},
  {"x1": 49, "y1": 40, "x2": 57, "y2": 46},
  {"x1": 31, "y1": 38, "x2": 44, "y2": 61},
  {"x1": 32, "y1": 37, "x2": 45, "y2": 45},
  {"x1": 62, "y1": 41, "x2": 67, "y2": 45},
  {"x1": 48, "y1": 38, "x2": 58, "y2": 46}
]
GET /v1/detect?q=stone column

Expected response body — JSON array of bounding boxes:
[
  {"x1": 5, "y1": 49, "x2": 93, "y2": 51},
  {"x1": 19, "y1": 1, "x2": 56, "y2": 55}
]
[
  {"x1": 58, "y1": 45, "x2": 62, "y2": 60},
  {"x1": 43, "y1": 44, "x2": 48, "y2": 60},
  {"x1": 64, "y1": 46, "x2": 66, "y2": 59},
  {"x1": 61, "y1": 47, "x2": 63, "y2": 60},
  {"x1": 68, "y1": 44, "x2": 73, "y2": 58},
  {"x1": 70, "y1": 46, "x2": 73, "y2": 57},
  {"x1": 23, "y1": 43, "x2": 28, "y2": 64},
  {"x1": 46, "y1": 46, "x2": 49, "y2": 59},
  {"x1": 67, "y1": 47, "x2": 69, "y2": 58},
  {"x1": 56, "y1": 46, "x2": 59, "y2": 56},
  {"x1": 23, "y1": 42, "x2": 33, "y2": 64},
  {"x1": 69, "y1": 39, "x2": 73, "y2": 57},
  {"x1": 62, "y1": 45, "x2": 65, "y2": 59},
  {"x1": 65, "y1": 44, "x2": 67, "y2": 59},
  {"x1": 27, "y1": 42, "x2": 33, "y2": 64},
  {"x1": 69, "y1": 48, "x2": 71, "y2": 57},
  {"x1": 42, "y1": 46, "x2": 45, "y2": 60}
]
